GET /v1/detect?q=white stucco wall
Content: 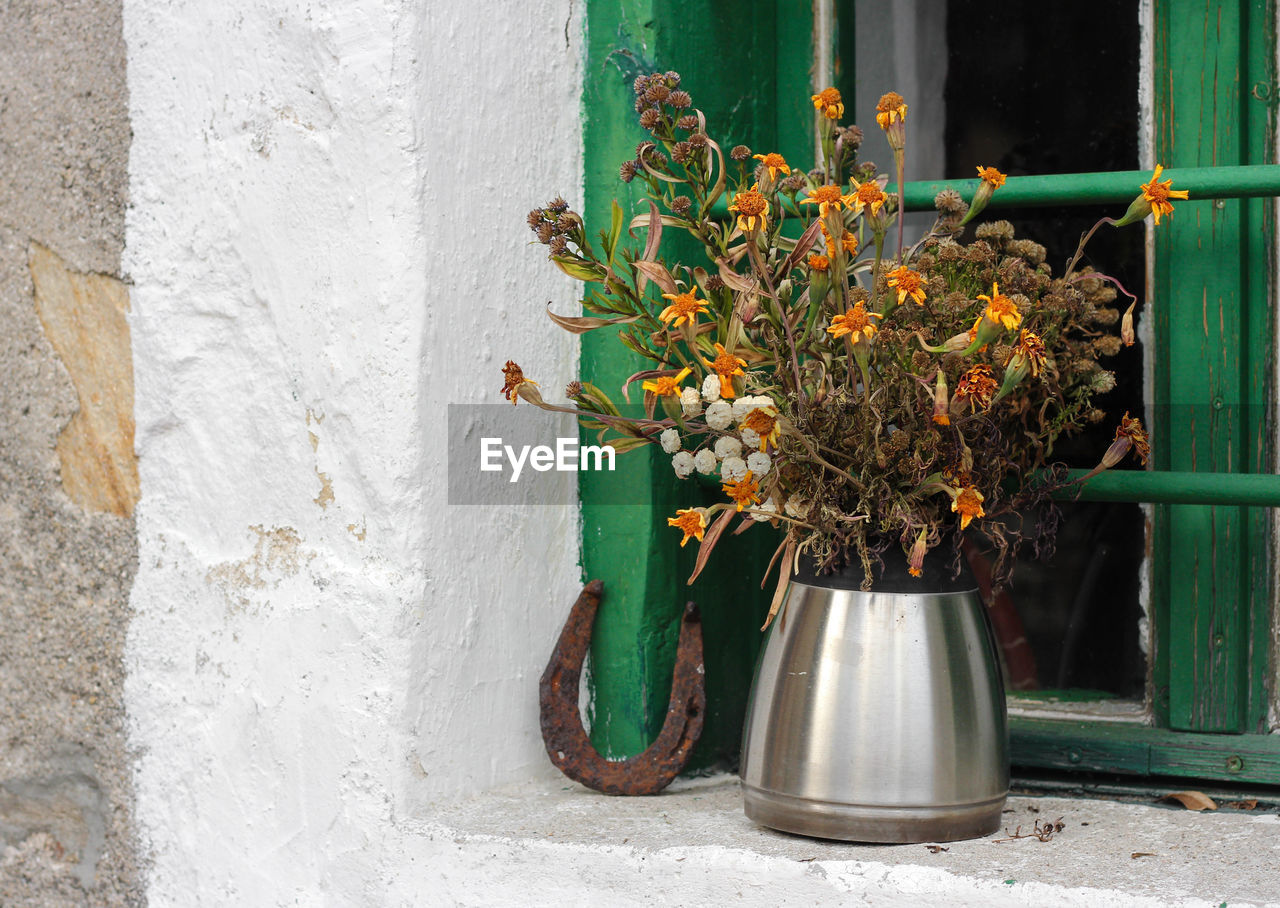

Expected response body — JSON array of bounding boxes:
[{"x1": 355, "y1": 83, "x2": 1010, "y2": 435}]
[{"x1": 122, "y1": 0, "x2": 582, "y2": 901}]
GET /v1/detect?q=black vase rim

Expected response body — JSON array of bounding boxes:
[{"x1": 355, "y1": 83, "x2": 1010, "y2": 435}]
[{"x1": 792, "y1": 545, "x2": 978, "y2": 594}]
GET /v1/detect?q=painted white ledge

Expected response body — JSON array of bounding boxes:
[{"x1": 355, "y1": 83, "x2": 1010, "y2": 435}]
[{"x1": 423, "y1": 775, "x2": 1280, "y2": 907}]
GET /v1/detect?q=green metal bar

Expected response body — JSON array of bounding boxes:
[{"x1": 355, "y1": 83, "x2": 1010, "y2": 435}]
[
  {"x1": 1059, "y1": 469, "x2": 1280, "y2": 507},
  {"x1": 710, "y1": 163, "x2": 1280, "y2": 219},
  {"x1": 891, "y1": 164, "x2": 1280, "y2": 211}
]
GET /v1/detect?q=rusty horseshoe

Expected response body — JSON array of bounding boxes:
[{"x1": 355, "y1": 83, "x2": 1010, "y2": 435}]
[{"x1": 539, "y1": 580, "x2": 706, "y2": 796}]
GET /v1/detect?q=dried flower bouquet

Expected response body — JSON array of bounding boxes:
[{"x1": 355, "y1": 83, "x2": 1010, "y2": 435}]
[{"x1": 509, "y1": 72, "x2": 1178, "y2": 625}]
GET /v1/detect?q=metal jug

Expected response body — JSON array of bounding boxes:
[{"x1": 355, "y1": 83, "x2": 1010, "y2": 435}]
[{"x1": 740, "y1": 554, "x2": 1008, "y2": 843}]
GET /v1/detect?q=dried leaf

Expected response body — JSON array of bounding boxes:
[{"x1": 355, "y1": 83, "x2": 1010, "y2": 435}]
[
  {"x1": 687, "y1": 508, "x2": 735, "y2": 585},
  {"x1": 778, "y1": 217, "x2": 824, "y2": 277},
  {"x1": 716, "y1": 257, "x2": 756, "y2": 292},
  {"x1": 1159, "y1": 791, "x2": 1217, "y2": 811},
  {"x1": 1223, "y1": 799, "x2": 1258, "y2": 810},
  {"x1": 761, "y1": 538, "x2": 797, "y2": 630},
  {"x1": 1130, "y1": 852, "x2": 1157, "y2": 859},
  {"x1": 632, "y1": 202, "x2": 664, "y2": 295},
  {"x1": 632, "y1": 260, "x2": 679, "y2": 297},
  {"x1": 546, "y1": 306, "x2": 640, "y2": 335},
  {"x1": 925, "y1": 845, "x2": 949, "y2": 854}
]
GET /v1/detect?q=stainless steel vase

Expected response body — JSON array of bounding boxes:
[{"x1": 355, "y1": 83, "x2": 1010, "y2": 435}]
[{"x1": 740, "y1": 554, "x2": 1008, "y2": 843}]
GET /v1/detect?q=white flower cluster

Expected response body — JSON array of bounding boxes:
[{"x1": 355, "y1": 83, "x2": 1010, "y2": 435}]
[{"x1": 666, "y1": 392, "x2": 777, "y2": 485}]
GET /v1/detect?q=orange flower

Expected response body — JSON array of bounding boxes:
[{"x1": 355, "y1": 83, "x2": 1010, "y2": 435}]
[
  {"x1": 827, "y1": 300, "x2": 881, "y2": 342},
  {"x1": 729, "y1": 185, "x2": 770, "y2": 234},
  {"x1": 703, "y1": 342, "x2": 747, "y2": 399},
  {"x1": 951, "y1": 485, "x2": 985, "y2": 530},
  {"x1": 500, "y1": 360, "x2": 538, "y2": 406},
  {"x1": 740, "y1": 405, "x2": 781, "y2": 450},
  {"x1": 886, "y1": 266, "x2": 926, "y2": 306},
  {"x1": 753, "y1": 152, "x2": 791, "y2": 180},
  {"x1": 1115, "y1": 412, "x2": 1150, "y2": 465},
  {"x1": 954, "y1": 364, "x2": 998, "y2": 412},
  {"x1": 802, "y1": 184, "x2": 853, "y2": 217},
  {"x1": 722, "y1": 471, "x2": 761, "y2": 512},
  {"x1": 641, "y1": 366, "x2": 692, "y2": 397},
  {"x1": 1007, "y1": 329, "x2": 1047, "y2": 378},
  {"x1": 849, "y1": 179, "x2": 888, "y2": 218},
  {"x1": 811, "y1": 87, "x2": 844, "y2": 120},
  {"x1": 875, "y1": 91, "x2": 908, "y2": 129},
  {"x1": 907, "y1": 528, "x2": 928, "y2": 577},
  {"x1": 977, "y1": 282, "x2": 1022, "y2": 331},
  {"x1": 976, "y1": 165, "x2": 1007, "y2": 188},
  {"x1": 807, "y1": 254, "x2": 830, "y2": 272},
  {"x1": 821, "y1": 223, "x2": 858, "y2": 258},
  {"x1": 668, "y1": 508, "x2": 707, "y2": 547},
  {"x1": 1140, "y1": 164, "x2": 1190, "y2": 226},
  {"x1": 659, "y1": 290, "x2": 709, "y2": 327}
]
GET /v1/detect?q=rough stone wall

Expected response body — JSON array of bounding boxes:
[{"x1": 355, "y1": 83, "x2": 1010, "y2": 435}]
[{"x1": 0, "y1": 1, "x2": 142, "y2": 905}]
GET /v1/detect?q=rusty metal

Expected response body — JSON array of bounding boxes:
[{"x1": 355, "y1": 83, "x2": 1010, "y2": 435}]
[{"x1": 539, "y1": 580, "x2": 705, "y2": 796}]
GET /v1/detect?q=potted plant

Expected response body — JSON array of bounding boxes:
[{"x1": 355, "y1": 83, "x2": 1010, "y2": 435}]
[{"x1": 507, "y1": 72, "x2": 1171, "y2": 842}]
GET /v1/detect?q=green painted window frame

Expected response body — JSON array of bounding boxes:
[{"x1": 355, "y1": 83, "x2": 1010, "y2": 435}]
[{"x1": 578, "y1": 0, "x2": 1280, "y2": 783}]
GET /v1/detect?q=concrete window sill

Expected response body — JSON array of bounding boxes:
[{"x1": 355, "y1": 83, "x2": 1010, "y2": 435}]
[{"x1": 427, "y1": 775, "x2": 1280, "y2": 906}]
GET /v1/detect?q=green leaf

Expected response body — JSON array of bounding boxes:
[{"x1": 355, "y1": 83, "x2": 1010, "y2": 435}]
[
  {"x1": 605, "y1": 199, "x2": 624, "y2": 265},
  {"x1": 551, "y1": 255, "x2": 604, "y2": 282}
]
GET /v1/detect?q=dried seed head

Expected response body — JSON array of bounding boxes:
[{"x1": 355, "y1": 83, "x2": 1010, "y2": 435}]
[
  {"x1": 548, "y1": 196, "x2": 569, "y2": 214},
  {"x1": 687, "y1": 132, "x2": 708, "y2": 148},
  {"x1": 549, "y1": 235, "x2": 569, "y2": 255},
  {"x1": 1094, "y1": 335, "x2": 1123, "y2": 356},
  {"x1": 706, "y1": 274, "x2": 725, "y2": 292},
  {"x1": 975, "y1": 220, "x2": 1015, "y2": 242},
  {"x1": 670, "y1": 195, "x2": 692, "y2": 215},
  {"x1": 639, "y1": 108, "x2": 661, "y2": 130},
  {"x1": 934, "y1": 188, "x2": 967, "y2": 215},
  {"x1": 780, "y1": 172, "x2": 807, "y2": 194},
  {"x1": 633, "y1": 75, "x2": 648, "y2": 95},
  {"x1": 527, "y1": 209, "x2": 544, "y2": 230},
  {"x1": 668, "y1": 89, "x2": 691, "y2": 108},
  {"x1": 730, "y1": 144, "x2": 752, "y2": 161},
  {"x1": 619, "y1": 160, "x2": 637, "y2": 183},
  {"x1": 671, "y1": 141, "x2": 692, "y2": 164},
  {"x1": 677, "y1": 114, "x2": 698, "y2": 130},
  {"x1": 634, "y1": 96, "x2": 648, "y2": 113},
  {"x1": 565, "y1": 380, "x2": 584, "y2": 399},
  {"x1": 536, "y1": 222, "x2": 555, "y2": 244},
  {"x1": 841, "y1": 125, "x2": 863, "y2": 149},
  {"x1": 646, "y1": 83, "x2": 670, "y2": 103}
]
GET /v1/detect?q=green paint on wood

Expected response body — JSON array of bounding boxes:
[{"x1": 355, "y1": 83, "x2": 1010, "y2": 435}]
[
  {"x1": 1153, "y1": 0, "x2": 1275, "y2": 737},
  {"x1": 1012, "y1": 717, "x2": 1280, "y2": 785},
  {"x1": 580, "y1": 0, "x2": 810, "y2": 766},
  {"x1": 1057, "y1": 469, "x2": 1280, "y2": 506}
]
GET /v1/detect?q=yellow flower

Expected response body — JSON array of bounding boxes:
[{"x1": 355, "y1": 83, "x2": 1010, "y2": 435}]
[
  {"x1": 951, "y1": 485, "x2": 985, "y2": 530},
  {"x1": 807, "y1": 254, "x2": 830, "y2": 273},
  {"x1": 811, "y1": 87, "x2": 844, "y2": 120},
  {"x1": 976, "y1": 165, "x2": 1007, "y2": 188},
  {"x1": 668, "y1": 508, "x2": 707, "y2": 547},
  {"x1": 659, "y1": 290, "x2": 709, "y2": 327},
  {"x1": 740, "y1": 405, "x2": 781, "y2": 451},
  {"x1": 849, "y1": 179, "x2": 888, "y2": 218},
  {"x1": 802, "y1": 184, "x2": 853, "y2": 217},
  {"x1": 703, "y1": 342, "x2": 747, "y2": 398},
  {"x1": 728, "y1": 184, "x2": 770, "y2": 234},
  {"x1": 875, "y1": 91, "x2": 907, "y2": 129},
  {"x1": 722, "y1": 471, "x2": 761, "y2": 512},
  {"x1": 976, "y1": 282, "x2": 1022, "y2": 331},
  {"x1": 753, "y1": 152, "x2": 791, "y2": 180},
  {"x1": 641, "y1": 366, "x2": 692, "y2": 397},
  {"x1": 886, "y1": 266, "x2": 926, "y2": 306},
  {"x1": 1140, "y1": 164, "x2": 1190, "y2": 226},
  {"x1": 827, "y1": 300, "x2": 881, "y2": 342}
]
